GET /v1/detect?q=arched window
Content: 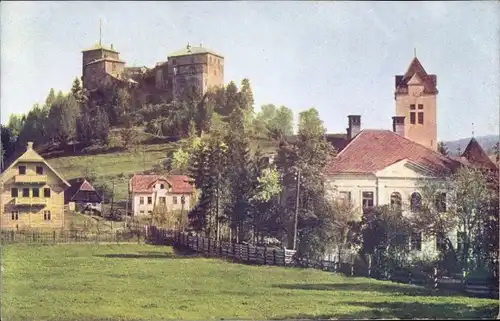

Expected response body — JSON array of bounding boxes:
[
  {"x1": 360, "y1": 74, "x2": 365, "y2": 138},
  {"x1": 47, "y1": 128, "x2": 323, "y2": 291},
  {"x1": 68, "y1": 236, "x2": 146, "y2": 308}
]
[
  {"x1": 390, "y1": 192, "x2": 402, "y2": 210},
  {"x1": 435, "y1": 192, "x2": 447, "y2": 213},
  {"x1": 410, "y1": 192, "x2": 422, "y2": 212}
]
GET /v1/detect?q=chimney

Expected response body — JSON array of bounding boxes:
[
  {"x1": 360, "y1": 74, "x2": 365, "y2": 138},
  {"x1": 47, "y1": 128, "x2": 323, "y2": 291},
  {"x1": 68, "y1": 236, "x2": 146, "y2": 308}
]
[
  {"x1": 347, "y1": 115, "x2": 361, "y2": 140},
  {"x1": 111, "y1": 44, "x2": 114, "y2": 50},
  {"x1": 27, "y1": 142, "x2": 33, "y2": 150},
  {"x1": 392, "y1": 116, "x2": 405, "y2": 136}
]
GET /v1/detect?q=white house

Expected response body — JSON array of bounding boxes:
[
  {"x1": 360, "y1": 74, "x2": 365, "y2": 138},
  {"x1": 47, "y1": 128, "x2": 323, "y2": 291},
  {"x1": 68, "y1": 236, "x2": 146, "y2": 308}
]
[
  {"x1": 128, "y1": 174, "x2": 194, "y2": 216},
  {"x1": 325, "y1": 115, "x2": 461, "y2": 260}
]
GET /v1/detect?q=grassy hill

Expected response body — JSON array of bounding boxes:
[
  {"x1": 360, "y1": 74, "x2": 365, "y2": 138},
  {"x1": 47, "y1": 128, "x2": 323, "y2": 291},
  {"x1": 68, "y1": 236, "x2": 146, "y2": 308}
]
[{"x1": 2, "y1": 244, "x2": 497, "y2": 320}]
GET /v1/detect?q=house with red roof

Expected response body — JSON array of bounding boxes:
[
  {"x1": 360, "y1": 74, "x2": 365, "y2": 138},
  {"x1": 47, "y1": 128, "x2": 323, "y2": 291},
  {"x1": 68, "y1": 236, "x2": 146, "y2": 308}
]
[
  {"x1": 325, "y1": 115, "x2": 462, "y2": 258},
  {"x1": 128, "y1": 174, "x2": 195, "y2": 216}
]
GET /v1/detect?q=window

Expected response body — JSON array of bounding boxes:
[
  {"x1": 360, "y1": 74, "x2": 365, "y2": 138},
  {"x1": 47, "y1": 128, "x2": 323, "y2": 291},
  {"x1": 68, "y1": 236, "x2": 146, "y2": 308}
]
[
  {"x1": 390, "y1": 192, "x2": 402, "y2": 210},
  {"x1": 339, "y1": 191, "x2": 352, "y2": 205},
  {"x1": 43, "y1": 188, "x2": 51, "y2": 198},
  {"x1": 44, "y1": 211, "x2": 51, "y2": 221},
  {"x1": 11, "y1": 188, "x2": 18, "y2": 198},
  {"x1": 418, "y1": 104, "x2": 423, "y2": 110},
  {"x1": 159, "y1": 197, "x2": 166, "y2": 205},
  {"x1": 172, "y1": 59, "x2": 176, "y2": 65},
  {"x1": 140, "y1": 210, "x2": 145, "y2": 215},
  {"x1": 435, "y1": 192, "x2": 447, "y2": 212},
  {"x1": 11, "y1": 211, "x2": 19, "y2": 221},
  {"x1": 418, "y1": 112, "x2": 424, "y2": 124},
  {"x1": 173, "y1": 196, "x2": 178, "y2": 205},
  {"x1": 410, "y1": 192, "x2": 422, "y2": 212},
  {"x1": 32, "y1": 188, "x2": 40, "y2": 198},
  {"x1": 147, "y1": 197, "x2": 152, "y2": 205},
  {"x1": 214, "y1": 69, "x2": 216, "y2": 76},
  {"x1": 148, "y1": 210, "x2": 152, "y2": 215},
  {"x1": 411, "y1": 232, "x2": 422, "y2": 251},
  {"x1": 160, "y1": 184, "x2": 165, "y2": 190},
  {"x1": 139, "y1": 197, "x2": 145, "y2": 205},
  {"x1": 362, "y1": 192, "x2": 374, "y2": 208},
  {"x1": 410, "y1": 112, "x2": 416, "y2": 124},
  {"x1": 410, "y1": 104, "x2": 416, "y2": 110},
  {"x1": 22, "y1": 188, "x2": 30, "y2": 197},
  {"x1": 36, "y1": 166, "x2": 44, "y2": 175},
  {"x1": 436, "y1": 233, "x2": 446, "y2": 252},
  {"x1": 457, "y1": 231, "x2": 466, "y2": 253},
  {"x1": 19, "y1": 166, "x2": 26, "y2": 175}
]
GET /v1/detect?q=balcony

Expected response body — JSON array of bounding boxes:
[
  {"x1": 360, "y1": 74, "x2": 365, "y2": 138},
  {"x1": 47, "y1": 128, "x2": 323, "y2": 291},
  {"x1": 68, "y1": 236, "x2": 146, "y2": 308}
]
[
  {"x1": 14, "y1": 197, "x2": 48, "y2": 206},
  {"x1": 14, "y1": 175, "x2": 47, "y2": 184}
]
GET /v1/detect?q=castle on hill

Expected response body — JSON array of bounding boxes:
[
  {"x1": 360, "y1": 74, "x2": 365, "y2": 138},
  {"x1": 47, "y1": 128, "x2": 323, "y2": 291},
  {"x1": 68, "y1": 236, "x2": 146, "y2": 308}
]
[{"x1": 81, "y1": 40, "x2": 224, "y2": 104}]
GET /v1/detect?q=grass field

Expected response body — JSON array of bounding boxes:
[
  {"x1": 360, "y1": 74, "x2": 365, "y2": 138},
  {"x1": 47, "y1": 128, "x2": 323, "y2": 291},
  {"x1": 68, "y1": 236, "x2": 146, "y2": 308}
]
[{"x1": 2, "y1": 244, "x2": 497, "y2": 320}]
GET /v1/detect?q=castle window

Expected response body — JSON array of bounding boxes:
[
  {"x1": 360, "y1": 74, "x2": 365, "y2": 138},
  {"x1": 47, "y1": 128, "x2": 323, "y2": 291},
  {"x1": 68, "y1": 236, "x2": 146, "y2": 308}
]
[
  {"x1": 43, "y1": 188, "x2": 51, "y2": 198},
  {"x1": 11, "y1": 188, "x2": 18, "y2": 198},
  {"x1": 418, "y1": 112, "x2": 424, "y2": 124},
  {"x1": 44, "y1": 211, "x2": 51, "y2": 221},
  {"x1": 410, "y1": 112, "x2": 416, "y2": 124},
  {"x1": 418, "y1": 104, "x2": 423, "y2": 110},
  {"x1": 159, "y1": 197, "x2": 166, "y2": 205},
  {"x1": 173, "y1": 196, "x2": 178, "y2": 205},
  {"x1": 11, "y1": 211, "x2": 19, "y2": 221},
  {"x1": 410, "y1": 104, "x2": 416, "y2": 110},
  {"x1": 140, "y1": 197, "x2": 144, "y2": 205},
  {"x1": 147, "y1": 197, "x2": 152, "y2": 205},
  {"x1": 160, "y1": 184, "x2": 165, "y2": 189},
  {"x1": 32, "y1": 188, "x2": 40, "y2": 198},
  {"x1": 18, "y1": 166, "x2": 26, "y2": 175},
  {"x1": 172, "y1": 59, "x2": 177, "y2": 65},
  {"x1": 22, "y1": 188, "x2": 30, "y2": 197},
  {"x1": 36, "y1": 166, "x2": 44, "y2": 175},
  {"x1": 435, "y1": 192, "x2": 447, "y2": 212},
  {"x1": 436, "y1": 233, "x2": 446, "y2": 251}
]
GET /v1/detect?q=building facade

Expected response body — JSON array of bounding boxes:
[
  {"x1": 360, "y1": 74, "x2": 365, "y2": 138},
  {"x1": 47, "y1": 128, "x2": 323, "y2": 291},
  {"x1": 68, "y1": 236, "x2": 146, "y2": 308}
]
[
  {"x1": 128, "y1": 174, "x2": 194, "y2": 216},
  {"x1": 82, "y1": 40, "x2": 224, "y2": 103},
  {"x1": 0, "y1": 142, "x2": 70, "y2": 230}
]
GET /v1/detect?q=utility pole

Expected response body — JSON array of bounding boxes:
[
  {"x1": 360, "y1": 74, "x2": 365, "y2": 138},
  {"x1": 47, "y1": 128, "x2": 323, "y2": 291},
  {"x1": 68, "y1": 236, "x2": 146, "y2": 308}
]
[
  {"x1": 293, "y1": 168, "x2": 301, "y2": 250},
  {"x1": 181, "y1": 195, "x2": 186, "y2": 232}
]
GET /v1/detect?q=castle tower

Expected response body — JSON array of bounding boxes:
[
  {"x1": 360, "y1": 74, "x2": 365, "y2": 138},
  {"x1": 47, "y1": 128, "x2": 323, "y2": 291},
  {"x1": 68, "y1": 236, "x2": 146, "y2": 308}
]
[
  {"x1": 394, "y1": 56, "x2": 438, "y2": 151},
  {"x1": 165, "y1": 43, "x2": 224, "y2": 100},
  {"x1": 82, "y1": 43, "x2": 126, "y2": 91}
]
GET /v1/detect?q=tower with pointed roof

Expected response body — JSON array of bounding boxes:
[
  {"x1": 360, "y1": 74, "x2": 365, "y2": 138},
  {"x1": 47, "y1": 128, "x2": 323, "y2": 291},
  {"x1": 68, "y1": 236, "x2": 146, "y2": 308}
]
[{"x1": 395, "y1": 56, "x2": 438, "y2": 151}]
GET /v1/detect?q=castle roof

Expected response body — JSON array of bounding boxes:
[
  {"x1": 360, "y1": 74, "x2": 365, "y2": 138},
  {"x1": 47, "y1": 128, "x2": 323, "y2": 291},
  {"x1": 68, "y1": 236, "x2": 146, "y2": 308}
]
[
  {"x1": 168, "y1": 43, "x2": 223, "y2": 58},
  {"x1": 395, "y1": 57, "x2": 438, "y2": 95},
  {"x1": 85, "y1": 57, "x2": 125, "y2": 66},
  {"x1": 82, "y1": 43, "x2": 119, "y2": 54}
]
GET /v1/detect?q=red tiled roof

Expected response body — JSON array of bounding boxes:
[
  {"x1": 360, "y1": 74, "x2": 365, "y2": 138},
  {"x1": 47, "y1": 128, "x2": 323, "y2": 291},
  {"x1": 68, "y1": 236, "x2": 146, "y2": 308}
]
[
  {"x1": 129, "y1": 174, "x2": 194, "y2": 194},
  {"x1": 460, "y1": 138, "x2": 498, "y2": 170},
  {"x1": 395, "y1": 57, "x2": 438, "y2": 94},
  {"x1": 326, "y1": 130, "x2": 459, "y2": 175}
]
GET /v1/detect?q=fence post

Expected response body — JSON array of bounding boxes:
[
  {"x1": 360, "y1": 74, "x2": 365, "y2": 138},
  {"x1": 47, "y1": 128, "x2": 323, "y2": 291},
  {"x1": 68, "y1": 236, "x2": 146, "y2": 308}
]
[
  {"x1": 408, "y1": 271, "x2": 412, "y2": 285},
  {"x1": 264, "y1": 247, "x2": 267, "y2": 265},
  {"x1": 11, "y1": 230, "x2": 14, "y2": 242},
  {"x1": 247, "y1": 243, "x2": 251, "y2": 262},
  {"x1": 208, "y1": 238, "x2": 211, "y2": 255},
  {"x1": 197, "y1": 236, "x2": 199, "y2": 251},
  {"x1": 433, "y1": 267, "x2": 438, "y2": 290},
  {"x1": 368, "y1": 255, "x2": 372, "y2": 278},
  {"x1": 32, "y1": 230, "x2": 35, "y2": 243},
  {"x1": 53, "y1": 231, "x2": 56, "y2": 244},
  {"x1": 350, "y1": 263, "x2": 354, "y2": 276},
  {"x1": 273, "y1": 249, "x2": 276, "y2": 265}
]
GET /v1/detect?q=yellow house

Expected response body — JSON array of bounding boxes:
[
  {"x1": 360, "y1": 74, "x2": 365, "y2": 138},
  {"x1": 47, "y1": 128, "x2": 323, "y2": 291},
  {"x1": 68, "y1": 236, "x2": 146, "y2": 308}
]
[{"x1": 0, "y1": 142, "x2": 70, "y2": 230}]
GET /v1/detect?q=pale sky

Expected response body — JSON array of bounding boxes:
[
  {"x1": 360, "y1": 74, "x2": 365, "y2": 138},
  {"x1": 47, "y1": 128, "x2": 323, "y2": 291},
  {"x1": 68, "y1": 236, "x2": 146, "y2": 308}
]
[{"x1": 1, "y1": 1, "x2": 499, "y2": 141}]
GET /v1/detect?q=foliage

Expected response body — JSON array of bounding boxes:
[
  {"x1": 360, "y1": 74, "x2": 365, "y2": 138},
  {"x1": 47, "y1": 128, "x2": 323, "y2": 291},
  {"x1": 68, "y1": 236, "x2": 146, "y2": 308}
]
[
  {"x1": 254, "y1": 104, "x2": 294, "y2": 140},
  {"x1": 437, "y1": 141, "x2": 448, "y2": 156}
]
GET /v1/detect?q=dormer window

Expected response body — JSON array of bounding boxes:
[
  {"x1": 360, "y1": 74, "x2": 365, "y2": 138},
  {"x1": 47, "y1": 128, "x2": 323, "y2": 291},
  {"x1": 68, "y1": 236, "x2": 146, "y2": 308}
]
[
  {"x1": 36, "y1": 166, "x2": 44, "y2": 175},
  {"x1": 19, "y1": 166, "x2": 26, "y2": 175},
  {"x1": 160, "y1": 184, "x2": 165, "y2": 190}
]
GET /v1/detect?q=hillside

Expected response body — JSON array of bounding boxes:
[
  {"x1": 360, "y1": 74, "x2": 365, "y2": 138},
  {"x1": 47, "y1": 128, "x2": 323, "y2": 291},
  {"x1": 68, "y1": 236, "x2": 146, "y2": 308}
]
[{"x1": 444, "y1": 134, "x2": 499, "y2": 155}]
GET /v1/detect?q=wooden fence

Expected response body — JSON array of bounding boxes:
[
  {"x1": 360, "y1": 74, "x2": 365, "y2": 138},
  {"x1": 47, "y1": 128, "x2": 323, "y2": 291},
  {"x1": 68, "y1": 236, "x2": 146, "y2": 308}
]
[{"x1": 1, "y1": 229, "x2": 146, "y2": 245}]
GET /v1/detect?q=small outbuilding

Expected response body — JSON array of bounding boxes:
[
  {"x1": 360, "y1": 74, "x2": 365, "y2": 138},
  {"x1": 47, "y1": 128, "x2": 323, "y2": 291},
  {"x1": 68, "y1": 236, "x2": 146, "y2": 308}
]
[{"x1": 65, "y1": 178, "x2": 103, "y2": 213}]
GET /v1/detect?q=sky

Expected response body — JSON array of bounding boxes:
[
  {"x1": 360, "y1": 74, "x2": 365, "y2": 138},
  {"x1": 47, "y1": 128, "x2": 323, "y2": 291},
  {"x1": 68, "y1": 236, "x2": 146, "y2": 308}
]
[{"x1": 1, "y1": 1, "x2": 499, "y2": 142}]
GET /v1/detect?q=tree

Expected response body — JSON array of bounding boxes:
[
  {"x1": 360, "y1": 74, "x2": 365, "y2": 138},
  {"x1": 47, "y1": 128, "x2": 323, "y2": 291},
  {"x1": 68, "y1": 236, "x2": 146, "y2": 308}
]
[
  {"x1": 7, "y1": 114, "x2": 24, "y2": 140},
  {"x1": 92, "y1": 106, "x2": 110, "y2": 145},
  {"x1": 253, "y1": 104, "x2": 294, "y2": 140},
  {"x1": 437, "y1": 141, "x2": 448, "y2": 156},
  {"x1": 411, "y1": 166, "x2": 496, "y2": 274},
  {"x1": 1, "y1": 126, "x2": 15, "y2": 170},
  {"x1": 48, "y1": 94, "x2": 79, "y2": 146}
]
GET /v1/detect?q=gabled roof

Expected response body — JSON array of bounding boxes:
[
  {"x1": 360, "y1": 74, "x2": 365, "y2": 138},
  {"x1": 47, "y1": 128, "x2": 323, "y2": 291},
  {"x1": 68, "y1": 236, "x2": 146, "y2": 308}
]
[
  {"x1": 129, "y1": 174, "x2": 194, "y2": 194},
  {"x1": 326, "y1": 130, "x2": 460, "y2": 176},
  {"x1": 168, "y1": 44, "x2": 223, "y2": 58},
  {"x1": 0, "y1": 142, "x2": 70, "y2": 187},
  {"x1": 283, "y1": 133, "x2": 350, "y2": 154},
  {"x1": 395, "y1": 57, "x2": 438, "y2": 94},
  {"x1": 459, "y1": 138, "x2": 498, "y2": 170},
  {"x1": 65, "y1": 178, "x2": 102, "y2": 203}
]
